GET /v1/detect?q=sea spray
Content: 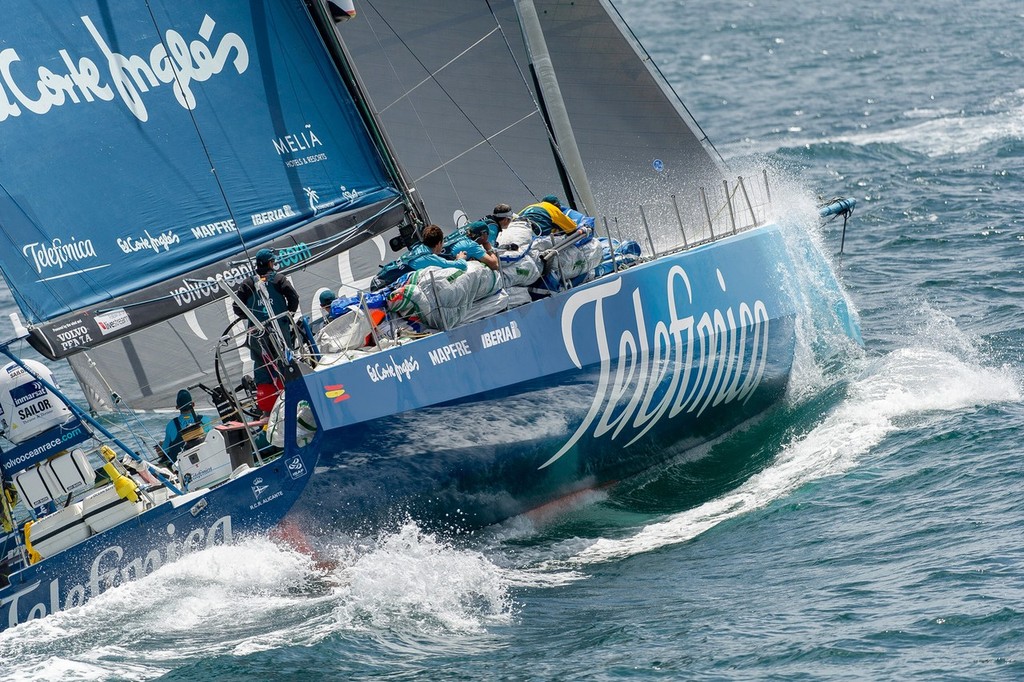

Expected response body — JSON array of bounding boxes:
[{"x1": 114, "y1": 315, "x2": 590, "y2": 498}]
[{"x1": 328, "y1": 522, "x2": 514, "y2": 636}]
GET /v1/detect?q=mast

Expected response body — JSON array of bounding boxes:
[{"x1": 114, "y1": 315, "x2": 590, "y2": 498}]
[{"x1": 514, "y1": 0, "x2": 598, "y2": 215}]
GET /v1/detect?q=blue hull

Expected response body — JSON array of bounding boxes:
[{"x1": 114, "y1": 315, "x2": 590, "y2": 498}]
[
  {"x1": 290, "y1": 225, "x2": 849, "y2": 530},
  {"x1": 0, "y1": 388, "x2": 319, "y2": 630}
]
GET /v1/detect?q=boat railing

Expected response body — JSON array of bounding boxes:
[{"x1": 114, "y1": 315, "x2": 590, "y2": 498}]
[
  {"x1": 304, "y1": 173, "x2": 781, "y2": 367},
  {"x1": 593, "y1": 172, "x2": 774, "y2": 260}
]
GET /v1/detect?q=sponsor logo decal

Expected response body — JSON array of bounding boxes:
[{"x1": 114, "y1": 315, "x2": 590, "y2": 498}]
[
  {"x1": 191, "y1": 219, "x2": 237, "y2": 240},
  {"x1": 481, "y1": 321, "x2": 521, "y2": 349},
  {"x1": 116, "y1": 229, "x2": 180, "y2": 254},
  {"x1": 11, "y1": 381, "x2": 47, "y2": 407},
  {"x1": 324, "y1": 385, "x2": 350, "y2": 403},
  {"x1": 0, "y1": 421, "x2": 86, "y2": 472},
  {"x1": 52, "y1": 320, "x2": 93, "y2": 352},
  {"x1": 339, "y1": 185, "x2": 362, "y2": 204},
  {"x1": 94, "y1": 308, "x2": 131, "y2": 335},
  {"x1": 366, "y1": 356, "x2": 420, "y2": 383},
  {"x1": 250, "y1": 204, "x2": 295, "y2": 227},
  {"x1": 22, "y1": 237, "x2": 105, "y2": 280},
  {"x1": 0, "y1": 15, "x2": 249, "y2": 125},
  {"x1": 304, "y1": 187, "x2": 320, "y2": 214},
  {"x1": 286, "y1": 456, "x2": 306, "y2": 480},
  {"x1": 169, "y1": 263, "x2": 252, "y2": 307},
  {"x1": 278, "y1": 124, "x2": 327, "y2": 169},
  {"x1": 274, "y1": 242, "x2": 311, "y2": 269},
  {"x1": 542, "y1": 267, "x2": 772, "y2": 469},
  {"x1": 274, "y1": 124, "x2": 322, "y2": 156},
  {"x1": 427, "y1": 340, "x2": 472, "y2": 366}
]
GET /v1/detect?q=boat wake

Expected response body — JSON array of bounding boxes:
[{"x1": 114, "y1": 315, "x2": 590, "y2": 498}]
[
  {"x1": 722, "y1": 88, "x2": 1024, "y2": 158},
  {"x1": 829, "y1": 103, "x2": 1024, "y2": 157},
  {"x1": 538, "y1": 309, "x2": 1020, "y2": 569},
  {"x1": 0, "y1": 525, "x2": 514, "y2": 681}
]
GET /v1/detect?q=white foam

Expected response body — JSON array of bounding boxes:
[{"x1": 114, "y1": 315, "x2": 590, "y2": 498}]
[
  {"x1": 326, "y1": 522, "x2": 513, "y2": 636},
  {"x1": 559, "y1": 314, "x2": 1020, "y2": 566},
  {"x1": 0, "y1": 537, "x2": 322, "y2": 681},
  {"x1": 721, "y1": 90, "x2": 1024, "y2": 157},
  {"x1": 834, "y1": 108, "x2": 1024, "y2": 157}
]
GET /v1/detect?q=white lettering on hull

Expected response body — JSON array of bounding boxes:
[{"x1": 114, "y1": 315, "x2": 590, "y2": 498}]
[
  {"x1": 1, "y1": 515, "x2": 233, "y2": 629},
  {"x1": 542, "y1": 266, "x2": 771, "y2": 468}
]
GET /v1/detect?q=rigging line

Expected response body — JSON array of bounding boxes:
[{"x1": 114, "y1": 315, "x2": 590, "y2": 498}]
[
  {"x1": 603, "y1": 0, "x2": 726, "y2": 167},
  {"x1": 378, "y1": 27, "x2": 501, "y2": 113},
  {"x1": 414, "y1": 111, "x2": 540, "y2": 183},
  {"x1": 271, "y1": 198, "x2": 405, "y2": 271},
  {"x1": 141, "y1": 2, "x2": 253, "y2": 263},
  {"x1": 365, "y1": 1, "x2": 537, "y2": 197},
  {"x1": 361, "y1": 2, "x2": 466, "y2": 209}
]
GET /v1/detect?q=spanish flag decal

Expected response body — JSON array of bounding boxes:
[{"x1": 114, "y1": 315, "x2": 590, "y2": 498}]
[{"x1": 325, "y1": 384, "x2": 350, "y2": 403}]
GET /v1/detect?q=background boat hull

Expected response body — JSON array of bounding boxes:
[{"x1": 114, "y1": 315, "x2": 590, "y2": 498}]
[{"x1": 0, "y1": 409, "x2": 319, "y2": 631}]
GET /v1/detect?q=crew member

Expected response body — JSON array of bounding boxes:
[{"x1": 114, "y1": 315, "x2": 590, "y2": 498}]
[
  {"x1": 319, "y1": 289, "x2": 337, "y2": 322},
  {"x1": 233, "y1": 248, "x2": 300, "y2": 412},
  {"x1": 161, "y1": 389, "x2": 211, "y2": 463},
  {"x1": 484, "y1": 203, "x2": 516, "y2": 244},
  {"x1": 408, "y1": 225, "x2": 477, "y2": 271},
  {"x1": 518, "y1": 194, "x2": 578, "y2": 235}
]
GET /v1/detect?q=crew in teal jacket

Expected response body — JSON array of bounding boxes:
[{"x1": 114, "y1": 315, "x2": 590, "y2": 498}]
[
  {"x1": 409, "y1": 224, "x2": 497, "y2": 271},
  {"x1": 518, "y1": 194, "x2": 578, "y2": 235}
]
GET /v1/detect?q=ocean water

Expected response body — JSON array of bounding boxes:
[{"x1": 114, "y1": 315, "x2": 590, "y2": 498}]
[{"x1": 3, "y1": 0, "x2": 1024, "y2": 679}]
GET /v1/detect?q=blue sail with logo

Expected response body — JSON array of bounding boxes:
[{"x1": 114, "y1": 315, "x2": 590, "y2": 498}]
[
  {"x1": 0, "y1": 0, "x2": 405, "y2": 356},
  {"x1": 0, "y1": 0, "x2": 416, "y2": 632}
]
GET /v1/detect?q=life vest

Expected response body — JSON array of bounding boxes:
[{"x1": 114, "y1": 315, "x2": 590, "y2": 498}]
[
  {"x1": 518, "y1": 201, "x2": 578, "y2": 235},
  {"x1": 371, "y1": 244, "x2": 431, "y2": 290},
  {"x1": 245, "y1": 272, "x2": 288, "y2": 324},
  {"x1": 166, "y1": 413, "x2": 204, "y2": 461}
]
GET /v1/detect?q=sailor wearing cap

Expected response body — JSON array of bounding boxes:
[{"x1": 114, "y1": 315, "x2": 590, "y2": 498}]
[
  {"x1": 319, "y1": 289, "x2": 337, "y2": 318},
  {"x1": 161, "y1": 388, "x2": 211, "y2": 463},
  {"x1": 232, "y1": 248, "x2": 300, "y2": 337},
  {"x1": 232, "y1": 248, "x2": 301, "y2": 411},
  {"x1": 484, "y1": 203, "x2": 517, "y2": 244}
]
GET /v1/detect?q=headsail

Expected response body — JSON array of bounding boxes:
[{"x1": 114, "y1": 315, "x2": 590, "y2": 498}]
[
  {"x1": 0, "y1": 1, "x2": 403, "y2": 358},
  {"x1": 337, "y1": 0, "x2": 726, "y2": 229},
  {"x1": 335, "y1": 0, "x2": 567, "y2": 226}
]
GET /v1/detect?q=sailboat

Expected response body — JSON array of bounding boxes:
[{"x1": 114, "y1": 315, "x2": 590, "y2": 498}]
[
  {"x1": 0, "y1": 0, "x2": 861, "y2": 588},
  {"x1": 279, "y1": 0, "x2": 863, "y2": 530},
  {"x1": 0, "y1": 0, "x2": 410, "y2": 630}
]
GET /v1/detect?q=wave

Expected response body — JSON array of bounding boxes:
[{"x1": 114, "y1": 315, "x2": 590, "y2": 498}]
[
  {"x1": 0, "y1": 524, "x2": 514, "y2": 681},
  {"x1": 721, "y1": 90, "x2": 1024, "y2": 158},
  {"x1": 544, "y1": 307, "x2": 1020, "y2": 567}
]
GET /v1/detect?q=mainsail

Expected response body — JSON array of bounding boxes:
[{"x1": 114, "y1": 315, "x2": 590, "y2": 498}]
[
  {"x1": 0, "y1": 1, "x2": 405, "y2": 359},
  {"x1": 337, "y1": 0, "x2": 726, "y2": 232}
]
